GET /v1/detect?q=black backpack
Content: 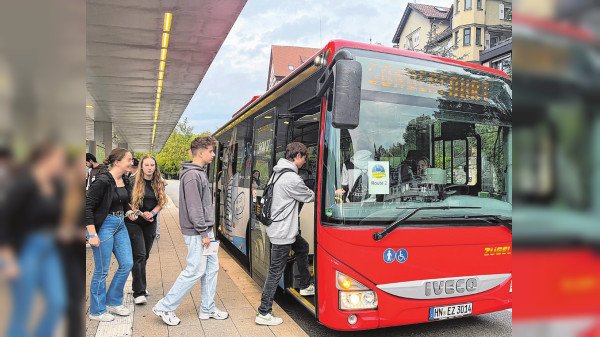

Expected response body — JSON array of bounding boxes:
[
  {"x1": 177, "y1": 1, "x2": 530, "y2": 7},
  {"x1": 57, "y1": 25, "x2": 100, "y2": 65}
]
[{"x1": 256, "y1": 168, "x2": 296, "y2": 226}]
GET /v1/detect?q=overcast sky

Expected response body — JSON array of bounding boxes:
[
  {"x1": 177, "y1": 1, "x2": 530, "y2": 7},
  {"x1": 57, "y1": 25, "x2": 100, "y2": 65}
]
[{"x1": 181, "y1": 0, "x2": 452, "y2": 133}]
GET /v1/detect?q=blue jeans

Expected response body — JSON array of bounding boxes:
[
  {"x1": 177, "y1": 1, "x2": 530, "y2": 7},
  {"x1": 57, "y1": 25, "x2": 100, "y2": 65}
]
[
  {"x1": 155, "y1": 230, "x2": 218, "y2": 313},
  {"x1": 89, "y1": 215, "x2": 133, "y2": 316},
  {"x1": 8, "y1": 233, "x2": 66, "y2": 337}
]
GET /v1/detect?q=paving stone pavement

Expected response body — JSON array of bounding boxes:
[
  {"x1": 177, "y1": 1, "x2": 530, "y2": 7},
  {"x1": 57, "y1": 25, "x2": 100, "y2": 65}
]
[{"x1": 85, "y1": 197, "x2": 308, "y2": 337}]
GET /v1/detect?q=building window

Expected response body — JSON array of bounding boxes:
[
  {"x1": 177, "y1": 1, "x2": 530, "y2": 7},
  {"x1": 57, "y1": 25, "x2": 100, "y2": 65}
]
[
  {"x1": 413, "y1": 29, "x2": 420, "y2": 47},
  {"x1": 465, "y1": 0, "x2": 472, "y2": 10},
  {"x1": 404, "y1": 38, "x2": 407, "y2": 49},
  {"x1": 491, "y1": 55, "x2": 512, "y2": 74},
  {"x1": 490, "y1": 35, "x2": 499, "y2": 47},
  {"x1": 499, "y1": 3, "x2": 512, "y2": 20},
  {"x1": 476, "y1": 28, "x2": 482, "y2": 45},
  {"x1": 464, "y1": 28, "x2": 471, "y2": 46},
  {"x1": 477, "y1": 0, "x2": 482, "y2": 9},
  {"x1": 288, "y1": 65, "x2": 294, "y2": 71},
  {"x1": 456, "y1": 0, "x2": 460, "y2": 13},
  {"x1": 455, "y1": 31, "x2": 459, "y2": 46}
]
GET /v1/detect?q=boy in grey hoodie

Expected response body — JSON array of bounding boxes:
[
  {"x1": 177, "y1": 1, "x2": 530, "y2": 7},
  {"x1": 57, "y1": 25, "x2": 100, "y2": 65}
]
[
  {"x1": 153, "y1": 136, "x2": 229, "y2": 326},
  {"x1": 256, "y1": 142, "x2": 315, "y2": 326}
]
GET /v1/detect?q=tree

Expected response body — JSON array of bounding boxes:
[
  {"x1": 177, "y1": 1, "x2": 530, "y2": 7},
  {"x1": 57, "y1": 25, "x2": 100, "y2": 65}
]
[
  {"x1": 135, "y1": 117, "x2": 212, "y2": 178},
  {"x1": 414, "y1": 23, "x2": 468, "y2": 60}
]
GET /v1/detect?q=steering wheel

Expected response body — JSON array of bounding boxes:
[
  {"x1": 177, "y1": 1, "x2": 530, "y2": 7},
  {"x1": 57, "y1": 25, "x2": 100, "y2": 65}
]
[{"x1": 444, "y1": 184, "x2": 469, "y2": 196}]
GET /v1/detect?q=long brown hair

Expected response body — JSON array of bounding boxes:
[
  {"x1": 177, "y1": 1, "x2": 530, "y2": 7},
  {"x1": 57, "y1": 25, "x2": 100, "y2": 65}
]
[{"x1": 130, "y1": 155, "x2": 167, "y2": 210}]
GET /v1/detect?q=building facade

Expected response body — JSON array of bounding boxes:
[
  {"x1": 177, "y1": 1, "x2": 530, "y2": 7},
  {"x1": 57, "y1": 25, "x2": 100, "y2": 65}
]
[
  {"x1": 392, "y1": 3, "x2": 452, "y2": 52},
  {"x1": 267, "y1": 46, "x2": 320, "y2": 90},
  {"x1": 452, "y1": 0, "x2": 512, "y2": 62},
  {"x1": 393, "y1": 0, "x2": 512, "y2": 63}
]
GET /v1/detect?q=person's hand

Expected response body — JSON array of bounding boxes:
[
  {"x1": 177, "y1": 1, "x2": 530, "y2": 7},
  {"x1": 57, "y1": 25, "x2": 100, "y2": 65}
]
[
  {"x1": 202, "y1": 236, "x2": 211, "y2": 248},
  {"x1": 142, "y1": 212, "x2": 154, "y2": 222},
  {"x1": 126, "y1": 211, "x2": 138, "y2": 221},
  {"x1": 3, "y1": 260, "x2": 20, "y2": 280},
  {"x1": 335, "y1": 188, "x2": 346, "y2": 195},
  {"x1": 88, "y1": 236, "x2": 100, "y2": 247}
]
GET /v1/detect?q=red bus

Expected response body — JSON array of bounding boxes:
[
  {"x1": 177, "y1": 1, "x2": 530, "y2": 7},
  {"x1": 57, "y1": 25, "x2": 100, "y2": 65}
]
[{"x1": 209, "y1": 40, "x2": 512, "y2": 330}]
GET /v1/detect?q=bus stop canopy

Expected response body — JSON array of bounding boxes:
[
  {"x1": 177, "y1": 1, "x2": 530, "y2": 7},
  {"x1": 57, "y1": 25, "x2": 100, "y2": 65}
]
[{"x1": 86, "y1": 0, "x2": 246, "y2": 153}]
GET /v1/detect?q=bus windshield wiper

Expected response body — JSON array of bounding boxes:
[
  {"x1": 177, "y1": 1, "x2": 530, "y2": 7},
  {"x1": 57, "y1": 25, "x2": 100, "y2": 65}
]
[
  {"x1": 430, "y1": 214, "x2": 512, "y2": 232},
  {"x1": 372, "y1": 206, "x2": 481, "y2": 241}
]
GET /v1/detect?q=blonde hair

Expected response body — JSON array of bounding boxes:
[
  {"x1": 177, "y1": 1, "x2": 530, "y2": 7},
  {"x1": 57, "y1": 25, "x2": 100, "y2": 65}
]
[{"x1": 130, "y1": 155, "x2": 167, "y2": 210}]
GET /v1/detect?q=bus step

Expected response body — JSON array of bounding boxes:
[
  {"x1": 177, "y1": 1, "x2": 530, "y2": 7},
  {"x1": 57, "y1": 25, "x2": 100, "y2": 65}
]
[{"x1": 286, "y1": 287, "x2": 316, "y2": 316}]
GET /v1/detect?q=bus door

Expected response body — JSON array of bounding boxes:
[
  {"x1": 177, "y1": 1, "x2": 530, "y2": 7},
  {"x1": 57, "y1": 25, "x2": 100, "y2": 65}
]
[
  {"x1": 215, "y1": 142, "x2": 224, "y2": 233},
  {"x1": 250, "y1": 108, "x2": 276, "y2": 286},
  {"x1": 283, "y1": 107, "x2": 321, "y2": 309},
  {"x1": 432, "y1": 121, "x2": 482, "y2": 196}
]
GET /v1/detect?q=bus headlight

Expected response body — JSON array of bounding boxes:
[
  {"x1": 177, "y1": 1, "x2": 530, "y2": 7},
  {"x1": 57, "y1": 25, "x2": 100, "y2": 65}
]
[
  {"x1": 339, "y1": 290, "x2": 378, "y2": 310},
  {"x1": 336, "y1": 271, "x2": 368, "y2": 290}
]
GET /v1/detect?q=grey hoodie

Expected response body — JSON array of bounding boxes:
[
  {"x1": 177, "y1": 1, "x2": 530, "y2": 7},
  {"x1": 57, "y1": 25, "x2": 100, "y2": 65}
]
[
  {"x1": 179, "y1": 161, "x2": 214, "y2": 238},
  {"x1": 267, "y1": 158, "x2": 315, "y2": 245}
]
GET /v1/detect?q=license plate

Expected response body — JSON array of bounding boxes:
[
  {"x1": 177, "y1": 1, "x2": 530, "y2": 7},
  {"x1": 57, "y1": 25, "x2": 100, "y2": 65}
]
[{"x1": 429, "y1": 302, "x2": 473, "y2": 320}]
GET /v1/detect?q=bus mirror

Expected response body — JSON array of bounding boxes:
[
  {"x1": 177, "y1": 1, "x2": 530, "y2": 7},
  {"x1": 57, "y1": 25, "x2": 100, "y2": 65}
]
[{"x1": 332, "y1": 60, "x2": 361, "y2": 129}]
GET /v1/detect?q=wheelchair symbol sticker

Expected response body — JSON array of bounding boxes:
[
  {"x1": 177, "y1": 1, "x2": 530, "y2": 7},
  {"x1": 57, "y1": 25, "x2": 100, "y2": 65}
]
[
  {"x1": 396, "y1": 248, "x2": 408, "y2": 263},
  {"x1": 383, "y1": 248, "x2": 395, "y2": 263}
]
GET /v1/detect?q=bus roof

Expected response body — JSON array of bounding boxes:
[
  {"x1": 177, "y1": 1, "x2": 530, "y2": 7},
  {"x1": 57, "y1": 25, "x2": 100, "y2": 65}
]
[
  {"x1": 216, "y1": 39, "x2": 510, "y2": 136},
  {"x1": 513, "y1": 13, "x2": 596, "y2": 43}
]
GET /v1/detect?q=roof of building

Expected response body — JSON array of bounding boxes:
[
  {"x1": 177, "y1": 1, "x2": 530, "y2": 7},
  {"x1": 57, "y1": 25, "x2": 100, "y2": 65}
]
[
  {"x1": 269, "y1": 45, "x2": 320, "y2": 78},
  {"x1": 435, "y1": 26, "x2": 453, "y2": 42},
  {"x1": 479, "y1": 37, "x2": 512, "y2": 63},
  {"x1": 393, "y1": 3, "x2": 451, "y2": 44}
]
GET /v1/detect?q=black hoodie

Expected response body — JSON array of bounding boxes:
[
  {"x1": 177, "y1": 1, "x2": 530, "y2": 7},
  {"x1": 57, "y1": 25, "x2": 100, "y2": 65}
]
[{"x1": 85, "y1": 171, "x2": 132, "y2": 232}]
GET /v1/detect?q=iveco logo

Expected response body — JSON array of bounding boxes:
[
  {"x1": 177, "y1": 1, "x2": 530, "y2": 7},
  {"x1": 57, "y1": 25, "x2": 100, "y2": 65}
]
[
  {"x1": 425, "y1": 278, "x2": 477, "y2": 297},
  {"x1": 376, "y1": 273, "x2": 511, "y2": 300}
]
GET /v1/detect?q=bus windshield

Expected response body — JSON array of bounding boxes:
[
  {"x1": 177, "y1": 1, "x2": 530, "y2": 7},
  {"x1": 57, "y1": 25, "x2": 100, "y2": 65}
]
[{"x1": 322, "y1": 49, "x2": 512, "y2": 225}]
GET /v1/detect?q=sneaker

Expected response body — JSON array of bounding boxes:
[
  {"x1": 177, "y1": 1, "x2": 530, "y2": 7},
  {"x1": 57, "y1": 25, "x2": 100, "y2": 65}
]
[
  {"x1": 255, "y1": 312, "x2": 283, "y2": 326},
  {"x1": 107, "y1": 305, "x2": 130, "y2": 316},
  {"x1": 134, "y1": 295, "x2": 147, "y2": 305},
  {"x1": 89, "y1": 312, "x2": 115, "y2": 322},
  {"x1": 152, "y1": 305, "x2": 181, "y2": 326},
  {"x1": 300, "y1": 283, "x2": 315, "y2": 296},
  {"x1": 199, "y1": 308, "x2": 229, "y2": 320},
  {"x1": 145, "y1": 290, "x2": 150, "y2": 296}
]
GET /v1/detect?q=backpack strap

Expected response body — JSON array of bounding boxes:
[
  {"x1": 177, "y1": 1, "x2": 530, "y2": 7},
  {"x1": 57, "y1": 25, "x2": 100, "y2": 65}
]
[{"x1": 267, "y1": 168, "x2": 297, "y2": 223}]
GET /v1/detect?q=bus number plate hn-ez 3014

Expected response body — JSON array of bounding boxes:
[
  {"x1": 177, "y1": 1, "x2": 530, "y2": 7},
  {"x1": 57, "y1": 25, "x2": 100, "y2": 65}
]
[{"x1": 429, "y1": 303, "x2": 473, "y2": 320}]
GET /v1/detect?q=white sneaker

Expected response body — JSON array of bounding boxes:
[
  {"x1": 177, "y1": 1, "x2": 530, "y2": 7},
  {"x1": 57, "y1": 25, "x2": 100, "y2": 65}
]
[
  {"x1": 107, "y1": 305, "x2": 130, "y2": 316},
  {"x1": 199, "y1": 307, "x2": 229, "y2": 320},
  {"x1": 145, "y1": 290, "x2": 150, "y2": 296},
  {"x1": 134, "y1": 296, "x2": 147, "y2": 305},
  {"x1": 300, "y1": 283, "x2": 315, "y2": 296},
  {"x1": 89, "y1": 312, "x2": 115, "y2": 322},
  {"x1": 255, "y1": 312, "x2": 283, "y2": 326},
  {"x1": 152, "y1": 305, "x2": 181, "y2": 326}
]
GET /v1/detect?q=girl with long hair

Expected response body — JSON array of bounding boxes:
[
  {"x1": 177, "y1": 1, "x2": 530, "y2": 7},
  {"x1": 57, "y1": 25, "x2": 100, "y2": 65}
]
[
  {"x1": 126, "y1": 155, "x2": 166, "y2": 305},
  {"x1": 2, "y1": 141, "x2": 68, "y2": 336},
  {"x1": 85, "y1": 148, "x2": 137, "y2": 322}
]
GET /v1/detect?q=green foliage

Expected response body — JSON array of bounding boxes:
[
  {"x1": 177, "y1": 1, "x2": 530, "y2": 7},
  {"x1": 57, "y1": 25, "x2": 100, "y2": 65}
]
[{"x1": 134, "y1": 117, "x2": 211, "y2": 178}]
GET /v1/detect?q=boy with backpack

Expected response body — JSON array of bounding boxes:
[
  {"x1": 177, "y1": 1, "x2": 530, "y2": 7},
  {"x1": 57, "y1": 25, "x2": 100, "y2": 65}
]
[{"x1": 255, "y1": 142, "x2": 315, "y2": 326}]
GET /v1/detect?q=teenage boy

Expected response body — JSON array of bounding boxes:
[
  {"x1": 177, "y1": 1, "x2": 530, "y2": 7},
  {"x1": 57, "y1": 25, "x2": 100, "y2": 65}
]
[
  {"x1": 86, "y1": 153, "x2": 107, "y2": 190},
  {"x1": 255, "y1": 142, "x2": 315, "y2": 326},
  {"x1": 152, "y1": 136, "x2": 228, "y2": 325}
]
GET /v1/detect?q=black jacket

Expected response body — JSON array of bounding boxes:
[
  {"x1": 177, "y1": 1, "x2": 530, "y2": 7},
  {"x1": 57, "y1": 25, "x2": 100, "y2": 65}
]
[{"x1": 85, "y1": 171, "x2": 132, "y2": 232}]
